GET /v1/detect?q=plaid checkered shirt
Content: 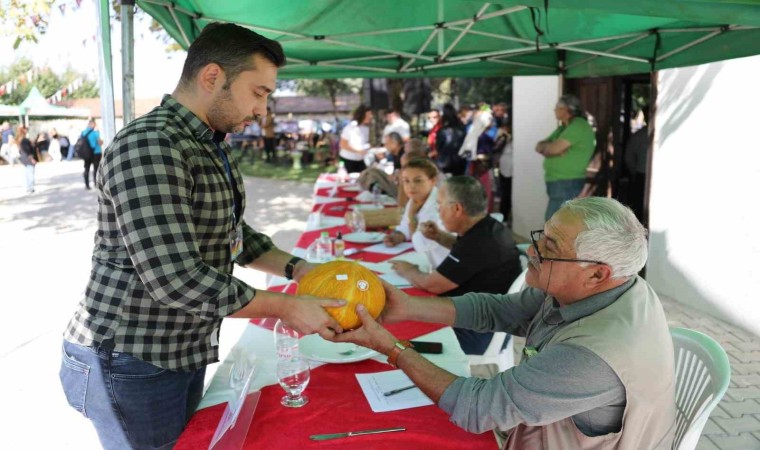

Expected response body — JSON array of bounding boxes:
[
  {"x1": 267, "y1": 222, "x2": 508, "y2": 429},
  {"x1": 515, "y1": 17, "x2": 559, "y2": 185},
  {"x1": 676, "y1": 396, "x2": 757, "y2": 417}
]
[{"x1": 64, "y1": 95, "x2": 275, "y2": 371}]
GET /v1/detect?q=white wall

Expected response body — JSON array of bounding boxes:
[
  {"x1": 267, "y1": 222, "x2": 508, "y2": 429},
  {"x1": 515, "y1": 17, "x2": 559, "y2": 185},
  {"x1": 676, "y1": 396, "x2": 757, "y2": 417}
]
[
  {"x1": 512, "y1": 76, "x2": 560, "y2": 237},
  {"x1": 649, "y1": 55, "x2": 760, "y2": 336}
]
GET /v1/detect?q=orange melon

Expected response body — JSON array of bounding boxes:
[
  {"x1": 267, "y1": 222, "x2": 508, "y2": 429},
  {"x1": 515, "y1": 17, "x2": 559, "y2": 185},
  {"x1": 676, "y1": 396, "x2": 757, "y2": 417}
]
[{"x1": 296, "y1": 260, "x2": 386, "y2": 330}]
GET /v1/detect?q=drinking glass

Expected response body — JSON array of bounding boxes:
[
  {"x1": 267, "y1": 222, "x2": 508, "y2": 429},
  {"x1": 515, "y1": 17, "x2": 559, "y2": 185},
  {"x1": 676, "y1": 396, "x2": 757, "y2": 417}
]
[
  {"x1": 350, "y1": 211, "x2": 366, "y2": 233},
  {"x1": 276, "y1": 357, "x2": 311, "y2": 407}
]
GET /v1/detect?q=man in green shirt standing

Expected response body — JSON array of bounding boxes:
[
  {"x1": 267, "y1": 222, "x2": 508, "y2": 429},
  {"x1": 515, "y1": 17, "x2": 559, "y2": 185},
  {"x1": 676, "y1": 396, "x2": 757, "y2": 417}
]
[{"x1": 536, "y1": 94, "x2": 595, "y2": 220}]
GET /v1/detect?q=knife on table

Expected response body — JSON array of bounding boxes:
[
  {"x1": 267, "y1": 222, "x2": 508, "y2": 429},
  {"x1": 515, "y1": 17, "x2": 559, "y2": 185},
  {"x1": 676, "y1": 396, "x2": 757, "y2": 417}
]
[{"x1": 309, "y1": 427, "x2": 406, "y2": 441}]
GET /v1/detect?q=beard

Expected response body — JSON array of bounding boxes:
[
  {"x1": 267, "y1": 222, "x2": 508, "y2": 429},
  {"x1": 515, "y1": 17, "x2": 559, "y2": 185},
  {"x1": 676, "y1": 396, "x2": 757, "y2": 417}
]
[{"x1": 207, "y1": 88, "x2": 245, "y2": 134}]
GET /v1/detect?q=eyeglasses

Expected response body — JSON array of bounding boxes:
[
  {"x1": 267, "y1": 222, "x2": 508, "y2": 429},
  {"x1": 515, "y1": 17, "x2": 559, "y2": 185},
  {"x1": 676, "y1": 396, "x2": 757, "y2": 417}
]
[{"x1": 529, "y1": 229, "x2": 606, "y2": 266}]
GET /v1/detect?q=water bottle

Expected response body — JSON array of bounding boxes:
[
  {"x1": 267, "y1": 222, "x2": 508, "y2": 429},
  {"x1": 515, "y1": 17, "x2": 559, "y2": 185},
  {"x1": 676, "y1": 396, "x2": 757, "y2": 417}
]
[
  {"x1": 274, "y1": 319, "x2": 300, "y2": 361},
  {"x1": 334, "y1": 231, "x2": 345, "y2": 258},
  {"x1": 371, "y1": 183, "x2": 382, "y2": 207},
  {"x1": 337, "y1": 160, "x2": 348, "y2": 183},
  {"x1": 316, "y1": 231, "x2": 332, "y2": 262}
]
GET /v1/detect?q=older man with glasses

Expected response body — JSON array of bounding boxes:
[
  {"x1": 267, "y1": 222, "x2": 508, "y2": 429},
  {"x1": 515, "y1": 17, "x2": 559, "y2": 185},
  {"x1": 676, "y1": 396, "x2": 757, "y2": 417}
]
[{"x1": 331, "y1": 197, "x2": 676, "y2": 450}]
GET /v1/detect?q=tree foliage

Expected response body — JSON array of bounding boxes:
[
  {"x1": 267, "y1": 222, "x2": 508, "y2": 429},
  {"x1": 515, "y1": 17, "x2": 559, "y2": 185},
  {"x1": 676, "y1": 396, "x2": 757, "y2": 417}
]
[
  {"x1": 296, "y1": 79, "x2": 362, "y2": 119},
  {"x1": 0, "y1": 58, "x2": 99, "y2": 105},
  {"x1": 0, "y1": 0, "x2": 55, "y2": 48}
]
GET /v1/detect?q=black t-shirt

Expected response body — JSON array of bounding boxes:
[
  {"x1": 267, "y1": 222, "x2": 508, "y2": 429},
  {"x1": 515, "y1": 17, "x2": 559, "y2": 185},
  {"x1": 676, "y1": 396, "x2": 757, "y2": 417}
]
[{"x1": 437, "y1": 215, "x2": 521, "y2": 297}]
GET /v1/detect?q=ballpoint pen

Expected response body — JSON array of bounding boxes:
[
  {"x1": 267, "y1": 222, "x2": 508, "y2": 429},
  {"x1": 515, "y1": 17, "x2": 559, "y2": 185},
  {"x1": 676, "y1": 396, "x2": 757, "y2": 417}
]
[{"x1": 383, "y1": 385, "x2": 418, "y2": 397}]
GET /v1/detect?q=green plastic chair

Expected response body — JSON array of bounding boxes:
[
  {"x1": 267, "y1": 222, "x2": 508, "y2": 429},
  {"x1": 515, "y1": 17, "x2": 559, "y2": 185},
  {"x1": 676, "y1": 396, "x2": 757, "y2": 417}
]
[{"x1": 670, "y1": 327, "x2": 731, "y2": 450}]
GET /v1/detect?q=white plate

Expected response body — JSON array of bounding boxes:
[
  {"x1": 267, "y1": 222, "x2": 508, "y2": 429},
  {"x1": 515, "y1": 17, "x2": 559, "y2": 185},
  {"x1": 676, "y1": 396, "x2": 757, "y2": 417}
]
[
  {"x1": 342, "y1": 231, "x2": 385, "y2": 244},
  {"x1": 341, "y1": 185, "x2": 361, "y2": 192},
  {"x1": 349, "y1": 203, "x2": 384, "y2": 211},
  {"x1": 299, "y1": 334, "x2": 379, "y2": 363}
]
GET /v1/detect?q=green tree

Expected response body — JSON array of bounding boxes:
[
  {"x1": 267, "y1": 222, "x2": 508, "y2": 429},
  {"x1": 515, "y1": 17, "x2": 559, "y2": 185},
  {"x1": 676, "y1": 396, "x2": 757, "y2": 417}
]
[
  {"x1": 0, "y1": 58, "x2": 99, "y2": 104},
  {"x1": 454, "y1": 77, "x2": 512, "y2": 107},
  {"x1": 296, "y1": 79, "x2": 362, "y2": 121},
  {"x1": 0, "y1": 0, "x2": 55, "y2": 48}
]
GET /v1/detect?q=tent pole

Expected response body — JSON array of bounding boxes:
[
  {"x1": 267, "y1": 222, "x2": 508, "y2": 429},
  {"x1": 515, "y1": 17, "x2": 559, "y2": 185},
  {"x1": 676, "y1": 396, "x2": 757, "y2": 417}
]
[
  {"x1": 400, "y1": 29, "x2": 439, "y2": 72},
  {"x1": 448, "y1": 27, "x2": 534, "y2": 45},
  {"x1": 558, "y1": 46, "x2": 649, "y2": 64},
  {"x1": 121, "y1": 0, "x2": 135, "y2": 125},
  {"x1": 440, "y1": 3, "x2": 491, "y2": 61},
  {"x1": 565, "y1": 33, "x2": 651, "y2": 71},
  {"x1": 96, "y1": 0, "x2": 116, "y2": 145},
  {"x1": 437, "y1": 0, "x2": 444, "y2": 56},
  {"x1": 656, "y1": 30, "x2": 723, "y2": 62}
]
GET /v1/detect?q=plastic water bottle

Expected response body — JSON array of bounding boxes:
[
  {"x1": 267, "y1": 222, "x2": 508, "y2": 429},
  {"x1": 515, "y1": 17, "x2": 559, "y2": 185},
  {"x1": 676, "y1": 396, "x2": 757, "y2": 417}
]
[
  {"x1": 337, "y1": 160, "x2": 348, "y2": 183},
  {"x1": 372, "y1": 183, "x2": 382, "y2": 207},
  {"x1": 334, "y1": 232, "x2": 345, "y2": 258},
  {"x1": 274, "y1": 319, "x2": 300, "y2": 361},
  {"x1": 316, "y1": 231, "x2": 332, "y2": 262}
]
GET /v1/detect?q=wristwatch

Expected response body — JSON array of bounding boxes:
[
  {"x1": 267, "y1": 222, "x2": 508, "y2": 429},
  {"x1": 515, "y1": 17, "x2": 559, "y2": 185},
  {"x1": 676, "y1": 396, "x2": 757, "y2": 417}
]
[
  {"x1": 284, "y1": 256, "x2": 304, "y2": 280},
  {"x1": 386, "y1": 340, "x2": 414, "y2": 368}
]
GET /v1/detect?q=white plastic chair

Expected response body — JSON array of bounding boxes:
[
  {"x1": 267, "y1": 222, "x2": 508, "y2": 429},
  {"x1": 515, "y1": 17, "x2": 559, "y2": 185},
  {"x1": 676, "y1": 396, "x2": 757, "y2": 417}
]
[
  {"x1": 467, "y1": 269, "x2": 527, "y2": 372},
  {"x1": 670, "y1": 327, "x2": 731, "y2": 450}
]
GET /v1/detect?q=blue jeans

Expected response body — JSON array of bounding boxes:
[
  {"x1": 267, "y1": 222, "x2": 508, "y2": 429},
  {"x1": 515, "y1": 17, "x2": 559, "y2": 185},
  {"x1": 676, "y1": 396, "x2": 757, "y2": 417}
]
[
  {"x1": 24, "y1": 165, "x2": 35, "y2": 192},
  {"x1": 545, "y1": 179, "x2": 585, "y2": 221},
  {"x1": 59, "y1": 340, "x2": 205, "y2": 450}
]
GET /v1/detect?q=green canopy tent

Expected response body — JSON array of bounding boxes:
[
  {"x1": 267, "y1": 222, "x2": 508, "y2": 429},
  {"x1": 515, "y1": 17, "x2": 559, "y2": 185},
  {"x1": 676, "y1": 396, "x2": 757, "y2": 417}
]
[
  {"x1": 135, "y1": 0, "x2": 760, "y2": 79},
  {"x1": 18, "y1": 86, "x2": 91, "y2": 119}
]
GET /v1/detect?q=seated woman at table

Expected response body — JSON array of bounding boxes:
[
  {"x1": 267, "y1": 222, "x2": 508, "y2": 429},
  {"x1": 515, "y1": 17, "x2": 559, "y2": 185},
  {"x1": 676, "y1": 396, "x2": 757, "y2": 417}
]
[{"x1": 383, "y1": 158, "x2": 449, "y2": 268}]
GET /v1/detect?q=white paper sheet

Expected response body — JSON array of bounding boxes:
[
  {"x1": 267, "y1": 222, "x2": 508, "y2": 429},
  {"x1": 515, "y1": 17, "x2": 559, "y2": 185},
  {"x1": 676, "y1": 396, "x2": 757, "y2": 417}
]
[
  {"x1": 379, "y1": 272, "x2": 412, "y2": 288},
  {"x1": 359, "y1": 252, "x2": 431, "y2": 275},
  {"x1": 355, "y1": 370, "x2": 432, "y2": 412},
  {"x1": 362, "y1": 242, "x2": 413, "y2": 255},
  {"x1": 313, "y1": 196, "x2": 345, "y2": 205}
]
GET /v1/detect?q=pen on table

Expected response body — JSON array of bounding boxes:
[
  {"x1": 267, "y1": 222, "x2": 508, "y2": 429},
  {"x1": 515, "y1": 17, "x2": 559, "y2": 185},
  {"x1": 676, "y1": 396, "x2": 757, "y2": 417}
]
[{"x1": 383, "y1": 385, "x2": 418, "y2": 397}]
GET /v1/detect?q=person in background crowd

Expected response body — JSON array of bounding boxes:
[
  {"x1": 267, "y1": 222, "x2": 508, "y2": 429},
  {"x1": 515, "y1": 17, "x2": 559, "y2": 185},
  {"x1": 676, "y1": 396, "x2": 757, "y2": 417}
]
[
  {"x1": 34, "y1": 132, "x2": 49, "y2": 161},
  {"x1": 331, "y1": 197, "x2": 676, "y2": 449},
  {"x1": 435, "y1": 103, "x2": 467, "y2": 176},
  {"x1": 59, "y1": 23, "x2": 344, "y2": 450},
  {"x1": 426, "y1": 109, "x2": 441, "y2": 159},
  {"x1": 262, "y1": 106, "x2": 277, "y2": 163},
  {"x1": 0, "y1": 121, "x2": 16, "y2": 164},
  {"x1": 382, "y1": 109, "x2": 410, "y2": 142},
  {"x1": 391, "y1": 176, "x2": 521, "y2": 354},
  {"x1": 81, "y1": 119, "x2": 104, "y2": 190},
  {"x1": 536, "y1": 94, "x2": 595, "y2": 220},
  {"x1": 339, "y1": 104, "x2": 373, "y2": 173},
  {"x1": 16, "y1": 126, "x2": 36, "y2": 194},
  {"x1": 494, "y1": 121, "x2": 513, "y2": 225},
  {"x1": 624, "y1": 106, "x2": 650, "y2": 223},
  {"x1": 48, "y1": 128, "x2": 62, "y2": 162}
]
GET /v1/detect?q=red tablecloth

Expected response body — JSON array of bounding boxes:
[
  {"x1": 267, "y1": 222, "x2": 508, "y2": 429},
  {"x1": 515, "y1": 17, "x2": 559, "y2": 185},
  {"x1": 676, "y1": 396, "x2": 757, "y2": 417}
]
[{"x1": 175, "y1": 360, "x2": 496, "y2": 450}]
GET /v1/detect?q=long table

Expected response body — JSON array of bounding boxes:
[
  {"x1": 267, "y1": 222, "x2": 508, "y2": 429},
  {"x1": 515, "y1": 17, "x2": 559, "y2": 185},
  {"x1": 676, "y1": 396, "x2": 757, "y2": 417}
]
[{"x1": 175, "y1": 174, "x2": 498, "y2": 449}]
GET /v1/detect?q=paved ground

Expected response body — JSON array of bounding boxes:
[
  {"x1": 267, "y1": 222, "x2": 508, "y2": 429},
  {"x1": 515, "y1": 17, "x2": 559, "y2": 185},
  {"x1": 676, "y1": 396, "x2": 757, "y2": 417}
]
[{"x1": 0, "y1": 161, "x2": 757, "y2": 449}]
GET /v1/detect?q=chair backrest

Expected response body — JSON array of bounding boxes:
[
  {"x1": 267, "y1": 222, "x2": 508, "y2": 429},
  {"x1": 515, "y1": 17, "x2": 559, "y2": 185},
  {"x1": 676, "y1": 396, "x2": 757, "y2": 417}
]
[{"x1": 670, "y1": 327, "x2": 731, "y2": 450}]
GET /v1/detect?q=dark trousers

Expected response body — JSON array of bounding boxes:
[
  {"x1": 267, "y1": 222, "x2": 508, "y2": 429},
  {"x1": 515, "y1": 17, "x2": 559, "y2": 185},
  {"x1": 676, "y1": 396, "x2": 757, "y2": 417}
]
[
  {"x1": 454, "y1": 328, "x2": 511, "y2": 355},
  {"x1": 264, "y1": 137, "x2": 276, "y2": 162},
  {"x1": 499, "y1": 174, "x2": 512, "y2": 223},
  {"x1": 84, "y1": 154, "x2": 102, "y2": 188},
  {"x1": 340, "y1": 157, "x2": 366, "y2": 173}
]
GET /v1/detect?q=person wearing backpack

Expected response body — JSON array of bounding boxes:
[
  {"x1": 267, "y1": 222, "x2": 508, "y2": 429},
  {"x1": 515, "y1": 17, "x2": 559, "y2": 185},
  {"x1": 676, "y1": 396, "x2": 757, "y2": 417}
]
[{"x1": 79, "y1": 119, "x2": 103, "y2": 189}]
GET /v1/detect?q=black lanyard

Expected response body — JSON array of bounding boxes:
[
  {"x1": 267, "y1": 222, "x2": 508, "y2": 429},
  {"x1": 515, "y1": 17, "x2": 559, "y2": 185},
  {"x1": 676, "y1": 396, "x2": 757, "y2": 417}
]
[{"x1": 213, "y1": 139, "x2": 240, "y2": 225}]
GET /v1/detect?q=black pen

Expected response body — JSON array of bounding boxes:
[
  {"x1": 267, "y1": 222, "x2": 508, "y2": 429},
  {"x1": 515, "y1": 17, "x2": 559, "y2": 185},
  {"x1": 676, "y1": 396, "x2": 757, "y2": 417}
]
[{"x1": 383, "y1": 385, "x2": 418, "y2": 397}]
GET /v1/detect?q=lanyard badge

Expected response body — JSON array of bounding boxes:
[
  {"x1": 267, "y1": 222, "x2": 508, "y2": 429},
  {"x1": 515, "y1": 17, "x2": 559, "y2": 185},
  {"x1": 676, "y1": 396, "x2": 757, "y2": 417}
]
[
  {"x1": 229, "y1": 223, "x2": 243, "y2": 261},
  {"x1": 215, "y1": 140, "x2": 244, "y2": 262}
]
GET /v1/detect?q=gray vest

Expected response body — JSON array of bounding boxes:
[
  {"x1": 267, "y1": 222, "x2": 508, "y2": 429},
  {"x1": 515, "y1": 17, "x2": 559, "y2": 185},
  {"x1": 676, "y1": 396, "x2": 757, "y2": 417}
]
[{"x1": 505, "y1": 277, "x2": 676, "y2": 450}]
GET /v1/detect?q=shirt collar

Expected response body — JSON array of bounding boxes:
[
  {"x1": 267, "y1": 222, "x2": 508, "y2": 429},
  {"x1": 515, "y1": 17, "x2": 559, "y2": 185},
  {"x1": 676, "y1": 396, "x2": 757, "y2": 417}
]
[
  {"x1": 160, "y1": 94, "x2": 215, "y2": 141},
  {"x1": 556, "y1": 277, "x2": 636, "y2": 323}
]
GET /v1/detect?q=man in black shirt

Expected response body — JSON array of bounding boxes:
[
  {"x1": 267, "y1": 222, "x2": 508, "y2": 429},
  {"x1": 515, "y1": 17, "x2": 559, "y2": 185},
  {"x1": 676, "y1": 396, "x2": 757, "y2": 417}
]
[{"x1": 390, "y1": 176, "x2": 522, "y2": 353}]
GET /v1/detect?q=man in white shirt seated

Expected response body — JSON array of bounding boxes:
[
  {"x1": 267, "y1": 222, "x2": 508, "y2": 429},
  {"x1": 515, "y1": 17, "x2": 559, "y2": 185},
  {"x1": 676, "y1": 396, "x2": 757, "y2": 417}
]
[{"x1": 382, "y1": 110, "x2": 410, "y2": 143}]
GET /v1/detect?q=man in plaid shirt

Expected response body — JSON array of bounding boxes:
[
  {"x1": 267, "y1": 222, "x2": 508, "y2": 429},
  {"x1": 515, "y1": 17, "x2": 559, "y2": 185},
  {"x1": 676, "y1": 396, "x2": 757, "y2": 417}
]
[{"x1": 59, "y1": 23, "x2": 344, "y2": 450}]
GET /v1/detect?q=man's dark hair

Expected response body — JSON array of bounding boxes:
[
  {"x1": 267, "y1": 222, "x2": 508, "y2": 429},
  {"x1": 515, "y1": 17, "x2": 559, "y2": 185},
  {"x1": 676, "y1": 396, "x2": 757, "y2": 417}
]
[
  {"x1": 179, "y1": 22, "x2": 286, "y2": 88},
  {"x1": 352, "y1": 104, "x2": 371, "y2": 124}
]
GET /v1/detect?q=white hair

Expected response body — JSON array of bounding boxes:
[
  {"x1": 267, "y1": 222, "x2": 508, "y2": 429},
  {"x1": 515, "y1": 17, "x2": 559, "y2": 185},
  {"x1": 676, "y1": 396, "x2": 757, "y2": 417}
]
[{"x1": 561, "y1": 197, "x2": 648, "y2": 279}]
